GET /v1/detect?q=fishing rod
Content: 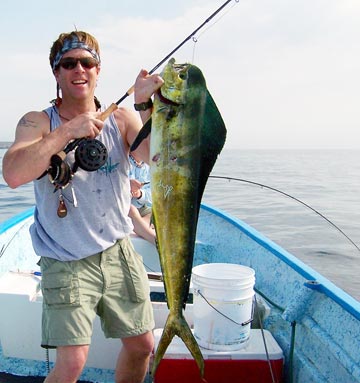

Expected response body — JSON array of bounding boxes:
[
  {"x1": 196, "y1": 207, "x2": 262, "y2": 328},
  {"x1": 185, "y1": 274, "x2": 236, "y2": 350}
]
[
  {"x1": 100, "y1": 0, "x2": 238, "y2": 121},
  {"x1": 209, "y1": 175, "x2": 360, "y2": 253},
  {"x1": 42, "y1": 1, "x2": 238, "y2": 194}
]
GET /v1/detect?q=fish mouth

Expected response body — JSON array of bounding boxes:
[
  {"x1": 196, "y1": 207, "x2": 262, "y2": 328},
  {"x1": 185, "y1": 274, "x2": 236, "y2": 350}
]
[
  {"x1": 157, "y1": 89, "x2": 181, "y2": 106},
  {"x1": 172, "y1": 63, "x2": 187, "y2": 69}
]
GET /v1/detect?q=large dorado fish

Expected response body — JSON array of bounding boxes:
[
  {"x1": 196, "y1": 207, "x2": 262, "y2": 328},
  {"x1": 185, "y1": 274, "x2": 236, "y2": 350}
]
[{"x1": 131, "y1": 58, "x2": 226, "y2": 377}]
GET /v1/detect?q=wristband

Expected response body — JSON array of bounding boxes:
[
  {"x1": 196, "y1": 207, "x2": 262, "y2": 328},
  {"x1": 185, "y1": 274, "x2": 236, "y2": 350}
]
[{"x1": 134, "y1": 99, "x2": 153, "y2": 111}]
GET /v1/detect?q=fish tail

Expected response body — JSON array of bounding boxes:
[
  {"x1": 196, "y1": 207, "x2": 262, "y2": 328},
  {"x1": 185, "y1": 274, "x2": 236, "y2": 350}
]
[{"x1": 152, "y1": 312, "x2": 205, "y2": 377}]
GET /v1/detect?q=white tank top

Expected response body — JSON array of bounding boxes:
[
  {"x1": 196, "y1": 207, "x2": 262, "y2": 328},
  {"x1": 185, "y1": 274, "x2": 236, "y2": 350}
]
[{"x1": 30, "y1": 105, "x2": 133, "y2": 261}]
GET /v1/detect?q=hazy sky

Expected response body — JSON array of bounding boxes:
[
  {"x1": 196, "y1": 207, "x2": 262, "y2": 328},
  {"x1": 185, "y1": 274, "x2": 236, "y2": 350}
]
[{"x1": 1, "y1": 0, "x2": 359, "y2": 149}]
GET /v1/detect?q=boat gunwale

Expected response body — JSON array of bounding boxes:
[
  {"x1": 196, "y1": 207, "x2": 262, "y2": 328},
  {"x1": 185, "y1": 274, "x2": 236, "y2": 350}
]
[
  {"x1": 200, "y1": 202, "x2": 360, "y2": 322},
  {"x1": 1, "y1": 205, "x2": 360, "y2": 321},
  {"x1": 0, "y1": 207, "x2": 35, "y2": 234}
]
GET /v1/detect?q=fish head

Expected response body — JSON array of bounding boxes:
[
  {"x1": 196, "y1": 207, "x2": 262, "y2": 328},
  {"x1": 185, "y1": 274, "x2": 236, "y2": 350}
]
[
  {"x1": 158, "y1": 58, "x2": 191, "y2": 105},
  {"x1": 157, "y1": 58, "x2": 208, "y2": 107}
]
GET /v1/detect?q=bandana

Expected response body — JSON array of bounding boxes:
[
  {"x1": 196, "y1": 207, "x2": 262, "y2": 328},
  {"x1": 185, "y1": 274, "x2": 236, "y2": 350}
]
[{"x1": 52, "y1": 36, "x2": 101, "y2": 71}]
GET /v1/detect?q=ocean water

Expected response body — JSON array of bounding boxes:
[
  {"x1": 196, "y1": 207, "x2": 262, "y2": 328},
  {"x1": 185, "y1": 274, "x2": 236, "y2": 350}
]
[
  {"x1": 1, "y1": 145, "x2": 360, "y2": 300},
  {"x1": 0, "y1": 145, "x2": 35, "y2": 222}
]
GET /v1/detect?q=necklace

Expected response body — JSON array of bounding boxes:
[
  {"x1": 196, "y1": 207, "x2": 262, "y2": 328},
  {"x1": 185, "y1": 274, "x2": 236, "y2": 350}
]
[
  {"x1": 54, "y1": 106, "x2": 71, "y2": 122},
  {"x1": 59, "y1": 113, "x2": 70, "y2": 122},
  {"x1": 54, "y1": 99, "x2": 100, "y2": 122}
]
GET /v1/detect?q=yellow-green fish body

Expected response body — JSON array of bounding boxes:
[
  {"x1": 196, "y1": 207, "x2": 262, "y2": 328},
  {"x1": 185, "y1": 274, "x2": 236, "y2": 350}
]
[{"x1": 135, "y1": 58, "x2": 226, "y2": 377}]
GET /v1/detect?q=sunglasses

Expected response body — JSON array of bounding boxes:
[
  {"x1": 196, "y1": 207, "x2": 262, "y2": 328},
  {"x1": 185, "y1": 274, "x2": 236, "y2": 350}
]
[{"x1": 58, "y1": 57, "x2": 99, "y2": 70}]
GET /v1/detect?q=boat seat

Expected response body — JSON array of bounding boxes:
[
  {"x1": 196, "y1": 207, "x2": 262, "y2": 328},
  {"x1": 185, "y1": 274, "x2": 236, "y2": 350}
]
[
  {"x1": 0, "y1": 272, "x2": 43, "y2": 361},
  {"x1": 0, "y1": 272, "x2": 41, "y2": 300}
]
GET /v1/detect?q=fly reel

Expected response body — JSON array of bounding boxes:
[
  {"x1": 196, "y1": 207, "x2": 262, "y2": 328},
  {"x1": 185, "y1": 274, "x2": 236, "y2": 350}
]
[
  {"x1": 48, "y1": 154, "x2": 72, "y2": 189},
  {"x1": 74, "y1": 139, "x2": 108, "y2": 172},
  {"x1": 45, "y1": 138, "x2": 108, "y2": 190}
]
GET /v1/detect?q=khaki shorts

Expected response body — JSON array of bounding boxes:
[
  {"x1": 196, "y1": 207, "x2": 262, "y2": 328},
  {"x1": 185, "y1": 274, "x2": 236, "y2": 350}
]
[{"x1": 39, "y1": 237, "x2": 154, "y2": 348}]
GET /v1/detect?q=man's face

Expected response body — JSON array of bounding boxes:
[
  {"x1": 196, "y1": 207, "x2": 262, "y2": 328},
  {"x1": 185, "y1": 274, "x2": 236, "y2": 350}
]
[{"x1": 54, "y1": 48, "x2": 100, "y2": 101}]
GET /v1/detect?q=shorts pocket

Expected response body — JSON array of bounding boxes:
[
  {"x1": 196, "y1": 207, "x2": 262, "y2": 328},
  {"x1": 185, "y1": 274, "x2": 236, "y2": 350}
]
[
  {"x1": 119, "y1": 238, "x2": 150, "y2": 303},
  {"x1": 41, "y1": 274, "x2": 80, "y2": 307},
  {"x1": 40, "y1": 257, "x2": 80, "y2": 308}
]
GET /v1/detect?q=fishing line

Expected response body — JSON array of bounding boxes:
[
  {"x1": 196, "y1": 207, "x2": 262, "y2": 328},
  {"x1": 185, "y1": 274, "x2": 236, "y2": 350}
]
[
  {"x1": 100, "y1": 0, "x2": 239, "y2": 120},
  {"x1": 48, "y1": 1, "x2": 239, "y2": 177},
  {"x1": 0, "y1": 221, "x2": 28, "y2": 258},
  {"x1": 209, "y1": 175, "x2": 360, "y2": 253},
  {"x1": 191, "y1": 0, "x2": 239, "y2": 63}
]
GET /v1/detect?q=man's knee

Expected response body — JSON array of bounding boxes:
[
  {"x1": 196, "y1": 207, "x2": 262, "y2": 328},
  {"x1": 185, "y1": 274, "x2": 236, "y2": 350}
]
[
  {"x1": 122, "y1": 331, "x2": 154, "y2": 356},
  {"x1": 49, "y1": 345, "x2": 89, "y2": 382}
]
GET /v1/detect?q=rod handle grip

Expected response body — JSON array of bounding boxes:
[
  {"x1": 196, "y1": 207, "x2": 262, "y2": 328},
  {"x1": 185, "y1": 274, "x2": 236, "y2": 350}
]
[
  {"x1": 126, "y1": 85, "x2": 135, "y2": 96},
  {"x1": 100, "y1": 103, "x2": 118, "y2": 121}
]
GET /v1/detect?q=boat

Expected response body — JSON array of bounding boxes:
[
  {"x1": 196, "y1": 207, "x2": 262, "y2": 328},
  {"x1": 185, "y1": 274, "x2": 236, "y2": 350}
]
[{"x1": 1, "y1": 203, "x2": 360, "y2": 383}]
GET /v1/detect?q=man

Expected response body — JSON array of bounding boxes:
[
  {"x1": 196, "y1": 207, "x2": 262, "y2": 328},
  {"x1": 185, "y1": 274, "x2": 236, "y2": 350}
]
[
  {"x1": 128, "y1": 152, "x2": 156, "y2": 245},
  {"x1": 2, "y1": 31, "x2": 163, "y2": 383}
]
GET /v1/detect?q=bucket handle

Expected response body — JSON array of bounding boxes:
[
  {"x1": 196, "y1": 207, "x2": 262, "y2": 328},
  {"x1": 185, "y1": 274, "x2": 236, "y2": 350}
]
[{"x1": 195, "y1": 289, "x2": 255, "y2": 327}]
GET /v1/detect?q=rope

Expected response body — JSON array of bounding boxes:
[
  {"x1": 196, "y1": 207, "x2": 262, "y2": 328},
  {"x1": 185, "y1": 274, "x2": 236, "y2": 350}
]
[
  {"x1": 46, "y1": 348, "x2": 50, "y2": 374},
  {"x1": 255, "y1": 295, "x2": 277, "y2": 383},
  {"x1": 289, "y1": 321, "x2": 297, "y2": 383}
]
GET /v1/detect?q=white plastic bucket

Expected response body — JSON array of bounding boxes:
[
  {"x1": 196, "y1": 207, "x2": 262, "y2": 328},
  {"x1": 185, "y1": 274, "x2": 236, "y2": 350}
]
[{"x1": 192, "y1": 263, "x2": 255, "y2": 351}]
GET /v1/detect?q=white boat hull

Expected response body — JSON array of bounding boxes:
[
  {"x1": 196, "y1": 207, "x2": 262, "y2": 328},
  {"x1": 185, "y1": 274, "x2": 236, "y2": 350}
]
[{"x1": 1, "y1": 205, "x2": 360, "y2": 383}]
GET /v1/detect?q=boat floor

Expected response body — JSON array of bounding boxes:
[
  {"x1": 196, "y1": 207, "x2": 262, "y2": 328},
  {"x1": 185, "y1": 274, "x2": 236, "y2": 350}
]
[{"x1": 0, "y1": 373, "x2": 91, "y2": 382}]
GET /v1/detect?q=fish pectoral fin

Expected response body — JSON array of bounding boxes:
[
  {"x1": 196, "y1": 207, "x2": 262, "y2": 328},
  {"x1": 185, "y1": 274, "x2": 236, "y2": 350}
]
[
  {"x1": 152, "y1": 313, "x2": 205, "y2": 378},
  {"x1": 130, "y1": 118, "x2": 152, "y2": 152}
]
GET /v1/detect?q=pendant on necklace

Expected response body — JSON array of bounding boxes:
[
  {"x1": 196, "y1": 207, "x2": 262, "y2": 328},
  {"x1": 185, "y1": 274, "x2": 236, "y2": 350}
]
[{"x1": 57, "y1": 193, "x2": 67, "y2": 218}]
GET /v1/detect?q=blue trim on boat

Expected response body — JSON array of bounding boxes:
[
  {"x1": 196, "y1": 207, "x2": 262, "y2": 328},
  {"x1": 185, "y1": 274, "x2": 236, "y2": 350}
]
[
  {"x1": 0, "y1": 207, "x2": 35, "y2": 234},
  {"x1": 201, "y1": 202, "x2": 360, "y2": 321},
  {"x1": 2, "y1": 204, "x2": 360, "y2": 321}
]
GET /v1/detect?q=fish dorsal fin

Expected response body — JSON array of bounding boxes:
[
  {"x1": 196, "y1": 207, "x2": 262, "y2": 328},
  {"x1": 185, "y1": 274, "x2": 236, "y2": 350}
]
[
  {"x1": 202, "y1": 90, "x2": 227, "y2": 159},
  {"x1": 130, "y1": 118, "x2": 152, "y2": 152},
  {"x1": 197, "y1": 89, "x2": 227, "y2": 200}
]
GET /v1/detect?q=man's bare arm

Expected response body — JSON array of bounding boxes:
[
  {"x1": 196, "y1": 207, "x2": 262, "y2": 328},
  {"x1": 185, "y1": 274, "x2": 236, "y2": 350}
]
[{"x1": 2, "y1": 111, "x2": 71, "y2": 188}]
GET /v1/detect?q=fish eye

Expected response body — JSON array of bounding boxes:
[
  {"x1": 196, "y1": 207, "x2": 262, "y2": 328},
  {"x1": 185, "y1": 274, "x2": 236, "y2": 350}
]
[{"x1": 179, "y1": 73, "x2": 186, "y2": 80}]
